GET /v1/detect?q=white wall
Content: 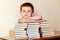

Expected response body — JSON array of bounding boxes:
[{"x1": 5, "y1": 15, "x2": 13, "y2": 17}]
[
  {"x1": 0, "y1": 0, "x2": 60, "y2": 37},
  {"x1": 0, "y1": 0, "x2": 19, "y2": 37}
]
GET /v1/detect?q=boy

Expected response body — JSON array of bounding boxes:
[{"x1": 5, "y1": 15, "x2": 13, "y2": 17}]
[{"x1": 18, "y1": 2, "x2": 42, "y2": 23}]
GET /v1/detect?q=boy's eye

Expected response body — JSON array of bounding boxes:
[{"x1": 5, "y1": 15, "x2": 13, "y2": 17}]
[
  {"x1": 22, "y1": 10, "x2": 31, "y2": 12},
  {"x1": 28, "y1": 11, "x2": 30, "y2": 12},
  {"x1": 23, "y1": 10, "x2": 25, "y2": 12}
]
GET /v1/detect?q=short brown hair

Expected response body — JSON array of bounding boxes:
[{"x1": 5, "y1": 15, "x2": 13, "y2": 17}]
[{"x1": 20, "y1": 2, "x2": 34, "y2": 13}]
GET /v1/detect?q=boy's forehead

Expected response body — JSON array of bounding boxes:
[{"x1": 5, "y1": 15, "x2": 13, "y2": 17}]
[
  {"x1": 22, "y1": 6, "x2": 31, "y2": 8},
  {"x1": 22, "y1": 6, "x2": 31, "y2": 7},
  {"x1": 22, "y1": 6, "x2": 32, "y2": 10}
]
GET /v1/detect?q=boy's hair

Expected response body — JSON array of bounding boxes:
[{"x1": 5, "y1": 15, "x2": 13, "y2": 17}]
[{"x1": 20, "y1": 2, "x2": 34, "y2": 13}]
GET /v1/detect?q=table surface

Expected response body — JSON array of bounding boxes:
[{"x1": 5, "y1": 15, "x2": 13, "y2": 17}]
[
  {"x1": 0, "y1": 35, "x2": 60, "y2": 40},
  {"x1": 0, "y1": 31, "x2": 60, "y2": 40}
]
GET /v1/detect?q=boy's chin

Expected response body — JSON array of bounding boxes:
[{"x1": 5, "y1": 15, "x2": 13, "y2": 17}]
[{"x1": 23, "y1": 16, "x2": 29, "y2": 18}]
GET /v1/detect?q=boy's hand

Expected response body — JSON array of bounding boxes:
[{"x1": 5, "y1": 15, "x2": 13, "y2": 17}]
[{"x1": 18, "y1": 18, "x2": 37, "y2": 23}]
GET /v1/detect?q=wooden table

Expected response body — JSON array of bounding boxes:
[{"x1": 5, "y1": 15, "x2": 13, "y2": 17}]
[
  {"x1": 0, "y1": 35, "x2": 60, "y2": 40},
  {"x1": 33, "y1": 35, "x2": 60, "y2": 40},
  {"x1": 15, "y1": 35, "x2": 60, "y2": 40},
  {"x1": 0, "y1": 38, "x2": 8, "y2": 40}
]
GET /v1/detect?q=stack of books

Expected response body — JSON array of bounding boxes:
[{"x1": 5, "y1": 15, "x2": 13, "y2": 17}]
[
  {"x1": 40, "y1": 20, "x2": 54, "y2": 37},
  {"x1": 14, "y1": 20, "x2": 54, "y2": 39},
  {"x1": 27, "y1": 22, "x2": 40, "y2": 38},
  {"x1": 14, "y1": 23, "x2": 27, "y2": 39}
]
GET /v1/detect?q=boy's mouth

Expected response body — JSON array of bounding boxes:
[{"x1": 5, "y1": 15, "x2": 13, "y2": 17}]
[{"x1": 24, "y1": 15, "x2": 28, "y2": 16}]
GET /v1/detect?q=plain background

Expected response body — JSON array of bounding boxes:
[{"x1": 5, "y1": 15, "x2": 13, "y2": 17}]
[{"x1": 0, "y1": 0, "x2": 60, "y2": 37}]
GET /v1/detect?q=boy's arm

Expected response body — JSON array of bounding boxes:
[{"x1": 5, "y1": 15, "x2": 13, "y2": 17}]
[{"x1": 30, "y1": 15, "x2": 42, "y2": 20}]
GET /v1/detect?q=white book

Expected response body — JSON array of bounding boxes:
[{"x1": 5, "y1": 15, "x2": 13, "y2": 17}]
[
  {"x1": 15, "y1": 23, "x2": 27, "y2": 39},
  {"x1": 27, "y1": 23, "x2": 40, "y2": 38}
]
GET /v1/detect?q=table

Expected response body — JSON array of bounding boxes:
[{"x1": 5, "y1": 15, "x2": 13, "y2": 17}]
[
  {"x1": 0, "y1": 35, "x2": 60, "y2": 40},
  {"x1": 14, "y1": 35, "x2": 60, "y2": 40}
]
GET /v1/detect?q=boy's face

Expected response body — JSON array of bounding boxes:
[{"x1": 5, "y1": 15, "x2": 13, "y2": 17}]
[{"x1": 20, "y1": 6, "x2": 32, "y2": 18}]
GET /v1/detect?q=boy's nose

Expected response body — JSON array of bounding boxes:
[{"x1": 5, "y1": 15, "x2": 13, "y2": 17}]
[
  {"x1": 25, "y1": 12, "x2": 28, "y2": 14},
  {"x1": 25, "y1": 12, "x2": 28, "y2": 15}
]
